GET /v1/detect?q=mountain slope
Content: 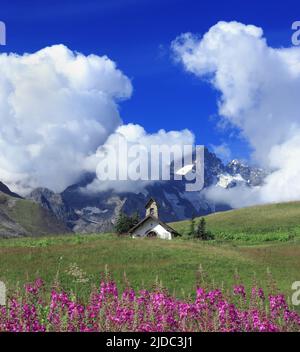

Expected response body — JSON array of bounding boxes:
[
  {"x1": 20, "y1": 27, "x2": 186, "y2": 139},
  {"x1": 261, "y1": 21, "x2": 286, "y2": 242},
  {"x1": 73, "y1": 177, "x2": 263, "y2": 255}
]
[
  {"x1": 0, "y1": 187, "x2": 70, "y2": 238},
  {"x1": 170, "y1": 201, "x2": 300, "y2": 238},
  {"x1": 28, "y1": 187, "x2": 78, "y2": 228},
  {"x1": 27, "y1": 148, "x2": 268, "y2": 233},
  {"x1": 57, "y1": 149, "x2": 234, "y2": 232},
  {"x1": 0, "y1": 181, "x2": 22, "y2": 199}
]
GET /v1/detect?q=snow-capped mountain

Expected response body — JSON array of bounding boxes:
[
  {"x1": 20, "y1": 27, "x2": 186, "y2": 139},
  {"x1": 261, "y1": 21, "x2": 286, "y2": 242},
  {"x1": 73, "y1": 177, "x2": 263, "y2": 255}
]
[
  {"x1": 216, "y1": 173, "x2": 245, "y2": 189},
  {"x1": 27, "y1": 148, "x2": 267, "y2": 233},
  {"x1": 225, "y1": 159, "x2": 268, "y2": 187}
]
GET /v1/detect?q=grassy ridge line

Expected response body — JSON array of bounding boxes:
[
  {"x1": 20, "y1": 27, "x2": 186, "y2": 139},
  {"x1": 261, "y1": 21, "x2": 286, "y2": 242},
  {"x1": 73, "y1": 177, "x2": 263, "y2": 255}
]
[{"x1": 170, "y1": 201, "x2": 300, "y2": 242}]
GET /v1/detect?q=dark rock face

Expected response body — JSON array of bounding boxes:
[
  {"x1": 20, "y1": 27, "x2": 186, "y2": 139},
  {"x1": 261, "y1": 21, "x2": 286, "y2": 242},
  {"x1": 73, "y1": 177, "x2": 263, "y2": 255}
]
[
  {"x1": 28, "y1": 187, "x2": 78, "y2": 228},
  {"x1": 0, "y1": 182, "x2": 22, "y2": 199},
  {"x1": 25, "y1": 149, "x2": 268, "y2": 233},
  {"x1": 226, "y1": 160, "x2": 268, "y2": 187},
  {"x1": 203, "y1": 148, "x2": 226, "y2": 187}
]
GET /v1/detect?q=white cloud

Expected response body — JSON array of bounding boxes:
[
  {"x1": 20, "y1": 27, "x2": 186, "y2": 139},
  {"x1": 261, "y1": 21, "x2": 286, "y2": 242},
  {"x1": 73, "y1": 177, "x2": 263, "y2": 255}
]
[
  {"x1": 0, "y1": 45, "x2": 195, "y2": 195},
  {"x1": 0, "y1": 44, "x2": 132, "y2": 194},
  {"x1": 203, "y1": 185, "x2": 262, "y2": 209},
  {"x1": 172, "y1": 21, "x2": 300, "y2": 206},
  {"x1": 210, "y1": 143, "x2": 232, "y2": 162},
  {"x1": 84, "y1": 123, "x2": 195, "y2": 193}
]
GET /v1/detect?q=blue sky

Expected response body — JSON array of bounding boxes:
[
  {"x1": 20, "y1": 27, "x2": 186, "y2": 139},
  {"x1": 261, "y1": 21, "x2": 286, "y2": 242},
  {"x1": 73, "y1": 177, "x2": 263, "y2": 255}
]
[{"x1": 1, "y1": 0, "x2": 299, "y2": 161}]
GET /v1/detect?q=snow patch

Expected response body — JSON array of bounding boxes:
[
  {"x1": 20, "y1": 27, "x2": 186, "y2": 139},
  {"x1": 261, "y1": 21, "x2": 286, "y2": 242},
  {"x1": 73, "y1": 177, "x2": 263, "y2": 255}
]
[{"x1": 217, "y1": 173, "x2": 245, "y2": 188}]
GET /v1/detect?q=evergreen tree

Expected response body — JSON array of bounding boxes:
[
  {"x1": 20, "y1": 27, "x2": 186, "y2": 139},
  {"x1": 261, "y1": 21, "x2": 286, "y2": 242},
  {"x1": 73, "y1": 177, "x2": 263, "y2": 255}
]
[
  {"x1": 131, "y1": 211, "x2": 140, "y2": 227},
  {"x1": 115, "y1": 212, "x2": 127, "y2": 234},
  {"x1": 115, "y1": 212, "x2": 140, "y2": 235},
  {"x1": 196, "y1": 218, "x2": 206, "y2": 239},
  {"x1": 195, "y1": 218, "x2": 213, "y2": 240},
  {"x1": 188, "y1": 217, "x2": 196, "y2": 237}
]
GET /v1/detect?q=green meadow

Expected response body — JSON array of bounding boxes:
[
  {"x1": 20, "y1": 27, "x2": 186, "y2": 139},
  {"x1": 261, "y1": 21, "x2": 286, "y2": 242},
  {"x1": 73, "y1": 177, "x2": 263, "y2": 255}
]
[
  {"x1": 0, "y1": 201, "x2": 300, "y2": 304},
  {"x1": 171, "y1": 201, "x2": 300, "y2": 243}
]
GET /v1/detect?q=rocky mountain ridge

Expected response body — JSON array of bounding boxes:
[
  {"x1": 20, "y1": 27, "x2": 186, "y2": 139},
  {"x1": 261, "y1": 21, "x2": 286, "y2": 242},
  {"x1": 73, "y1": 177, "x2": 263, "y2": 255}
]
[{"x1": 25, "y1": 148, "x2": 268, "y2": 233}]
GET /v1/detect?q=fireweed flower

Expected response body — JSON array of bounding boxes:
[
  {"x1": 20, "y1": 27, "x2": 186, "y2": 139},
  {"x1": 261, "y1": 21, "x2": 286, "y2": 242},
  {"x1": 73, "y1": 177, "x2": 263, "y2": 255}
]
[
  {"x1": 122, "y1": 288, "x2": 135, "y2": 302},
  {"x1": 0, "y1": 279, "x2": 299, "y2": 332},
  {"x1": 233, "y1": 285, "x2": 246, "y2": 298},
  {"x1": 206, "y1": 289, "x2": 222, "y2": 305},
  {"x1": 258, "y1": 288, "x2": 265, "y2": 300},
  {"x1": 269, "y1": 294, "x2": 288, "y2": 318}
]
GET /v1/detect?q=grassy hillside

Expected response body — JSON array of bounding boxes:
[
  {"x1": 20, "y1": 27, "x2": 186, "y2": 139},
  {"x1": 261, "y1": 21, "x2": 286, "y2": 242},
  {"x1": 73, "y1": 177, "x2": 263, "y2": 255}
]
[
  {"x1": 0, "y1": 191, "x2": 70, "y2": 237},
  {"x1": 0, "y1": 201, "x2": 300, "y2": 306},
  {"x1": 170, "y1": 201, "x2": 300, "y2": 242},
  {"x1": 0, "y1": 233, "x2": 299, "y2": 305}
]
